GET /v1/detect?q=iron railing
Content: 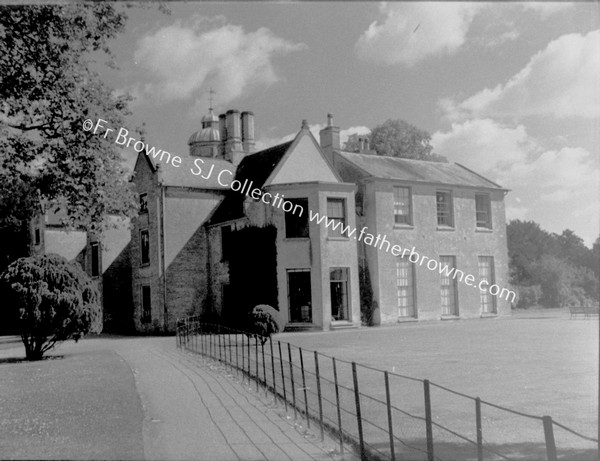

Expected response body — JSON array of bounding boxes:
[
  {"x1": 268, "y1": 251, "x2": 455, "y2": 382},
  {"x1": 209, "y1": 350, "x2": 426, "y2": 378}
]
[{"x1": 176, "y1": 318, "x2": 598, "y2": 461}]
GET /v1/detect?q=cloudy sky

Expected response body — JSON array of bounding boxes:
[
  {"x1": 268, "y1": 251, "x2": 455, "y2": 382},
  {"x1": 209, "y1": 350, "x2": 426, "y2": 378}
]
[{"x1": 103, "y1": 2, "x2": 599, "y2": 246}]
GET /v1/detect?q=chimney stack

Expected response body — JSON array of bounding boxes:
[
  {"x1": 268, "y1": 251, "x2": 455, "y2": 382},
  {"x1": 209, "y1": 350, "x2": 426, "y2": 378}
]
[
  {"x1": 241, "y1": 111, "x2": 255, "y2": 154},
  {"x1": 319, "y1": 112, "x2": 340, "y2": 164}
]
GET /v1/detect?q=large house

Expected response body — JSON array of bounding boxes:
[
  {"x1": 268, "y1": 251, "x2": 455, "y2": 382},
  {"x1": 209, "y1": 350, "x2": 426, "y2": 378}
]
[{"x1": 33, "y1": 108, "x2": 512, "y2": 333}]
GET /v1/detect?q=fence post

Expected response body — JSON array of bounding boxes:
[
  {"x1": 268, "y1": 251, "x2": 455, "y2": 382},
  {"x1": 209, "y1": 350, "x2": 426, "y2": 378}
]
[
  {"x1": 314, "y1": 351, "x2": 325, "y2": 442},
  {"x1": 255, "y1": 335, "x2": 259, "y2": 392},
  {"x1": 218, "y1": 326, "x2": 223, "y2": 362},
  {"x1": 235, "y1": 330, "x2": 239, "y2": 377},
  {"x1": 424, "y1": 379, "x2": 434, "y2": 461},
  {"x1": 352, "y1": 362, "x2": 365, "y2": 460},
  {"x1": 288, "y1": 343, "x2": 297, "y2": 419},
  {"x1": 228, "y1": 330, "x2": 233, "y2": 370},
  {"x1": 247, "y1": 334, "x2": 251, "y2": 377},
  {"x1": 261, "y1": 340, "x2": 267, "y2": 397},
  {"x1": 475, "y1": 397, "x2": 483, "y2": 461},
  {"x1": 384, "y1": 371, "x2": 396, "y2": 461},
  {"x1": 332, "y1": 357, "x2": 344, "y2": 455},
  {"x1": 542, "y1": 416, "x2": 558, "y2": 461},
  {"x1": 278, "y1": 341, "x2": 288, "y2": 412},
  {"x1": 299, "y1": 348, "x2": 310, "y2": 428},
  {"x1": 270, "y1": 338, "x2": 277, "y2": 402}
]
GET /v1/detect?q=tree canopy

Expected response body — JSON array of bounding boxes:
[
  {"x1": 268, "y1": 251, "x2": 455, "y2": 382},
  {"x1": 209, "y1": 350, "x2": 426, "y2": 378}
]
[
  {"x1": 0, "y1": 4, "x2": 138, "y2": 266},
  {"x1": 344, "y1": 119, "x2": 447, "y2": 162},
  {"x1": 507, "y1": 220, "x2": 599, "y2": 308}
]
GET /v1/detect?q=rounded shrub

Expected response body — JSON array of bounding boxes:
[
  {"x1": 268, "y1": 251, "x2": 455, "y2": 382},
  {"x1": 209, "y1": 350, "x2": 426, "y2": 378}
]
[
  {"x1": 0, "y1": 254, "x2": 101, "y2": 360},
  {"x1": 247, "y1": 304, "x2": 282, "y2": 344}
]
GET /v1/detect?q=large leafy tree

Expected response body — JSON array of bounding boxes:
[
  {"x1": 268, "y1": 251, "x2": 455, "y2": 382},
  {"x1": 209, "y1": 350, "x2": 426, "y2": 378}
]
[
  {"x1": 344, "y1": 119, "x2": 447, "y2": 162},
  {"x1": 0, "y1": 4, "x2": 138, "y2": 269}
]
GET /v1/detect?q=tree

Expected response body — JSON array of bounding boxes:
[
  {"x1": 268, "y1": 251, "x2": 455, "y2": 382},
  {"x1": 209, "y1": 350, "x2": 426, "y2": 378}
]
[
  {"x1": 0, "y1": 4, "x2": 138, "y2": 270},
  {"x1": 0, "y1": 254, "x2": 101, "y2": 360},
  {"x1": 344, "y1": 119, "x2": 447, "y2": 162},
  {"x1": 247, "y1": 304, "x2": 282, "y2": 345},
  {"x1": 506, "y1": 220, "x2": 555, "y2": 285}
]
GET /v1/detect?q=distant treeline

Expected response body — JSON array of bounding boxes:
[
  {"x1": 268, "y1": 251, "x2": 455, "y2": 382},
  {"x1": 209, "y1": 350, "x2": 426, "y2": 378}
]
[{"x1": 507, "y1": 220, "x2": 599, "y2": 308}]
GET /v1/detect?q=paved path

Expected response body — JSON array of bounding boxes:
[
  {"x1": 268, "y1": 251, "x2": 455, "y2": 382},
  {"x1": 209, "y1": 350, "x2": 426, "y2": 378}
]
[{"x1": 0, "y1": 336, "x2": 354, "y2": 460}]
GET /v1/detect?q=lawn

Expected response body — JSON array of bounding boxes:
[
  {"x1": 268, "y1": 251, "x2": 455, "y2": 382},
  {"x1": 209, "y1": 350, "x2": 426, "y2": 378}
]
[
  {"x1": 188, "y1": 309, "x2": 597, "y2": 460},
  {"x1": 270, "y1": 310, "x2": 598, "y2": 460},
  {"x1": 0, "y1": 340, "x2": 144, "y2": 460}
]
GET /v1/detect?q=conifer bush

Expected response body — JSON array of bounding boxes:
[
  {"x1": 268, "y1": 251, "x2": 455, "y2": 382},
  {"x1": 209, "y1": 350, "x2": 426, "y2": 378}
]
[{"x1": 0, "y1": 254, "x2": 101, "y2": 360}]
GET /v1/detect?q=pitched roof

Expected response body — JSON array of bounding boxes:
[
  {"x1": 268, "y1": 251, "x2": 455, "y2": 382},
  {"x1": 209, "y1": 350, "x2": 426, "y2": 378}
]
[
  {"x1": 336, "y1": 151, "x2": 505, "y2": 190},
  {"x1": 160, "y1": 156, "x2": 233, "y2": 189},
  {"x1": 206, "y1": 141, "x2": 293, "y2": 225}
]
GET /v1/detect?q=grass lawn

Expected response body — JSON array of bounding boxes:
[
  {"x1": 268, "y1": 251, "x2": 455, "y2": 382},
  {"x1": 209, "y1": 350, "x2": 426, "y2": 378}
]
[
  {"x1": 260, "y1": 310, "x2": 599, "y2": 460},
  {"x1": 0, "y1": 340, "x2": 144, "y2": 460}
]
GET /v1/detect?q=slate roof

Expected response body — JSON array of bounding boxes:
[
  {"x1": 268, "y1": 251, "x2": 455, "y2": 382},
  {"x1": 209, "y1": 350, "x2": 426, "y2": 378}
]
[
  {"x1": 336, "y1": 151, "x2": 505, "y2": 190},
  {"x1": 206, "y1": 141, "x2": 293, "y2": 225},
  {"x1": 159, "y1": 156, "x2": 234, "y2": 190}
]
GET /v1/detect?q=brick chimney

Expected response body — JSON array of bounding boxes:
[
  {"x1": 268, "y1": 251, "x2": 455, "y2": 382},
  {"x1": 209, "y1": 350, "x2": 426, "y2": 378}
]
[{"x1": 319, "y1": 113, "x2": 340, "y2": 163}]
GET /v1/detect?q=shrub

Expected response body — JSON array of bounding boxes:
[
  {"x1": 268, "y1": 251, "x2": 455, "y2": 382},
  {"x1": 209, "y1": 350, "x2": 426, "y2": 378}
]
[
  {"x1": 0, "y1": 254, "x2": 101, "y2": 360},
  {"x1": 515, "y1": 285, "x2": 542, "y2": 309},
  {"x1": 247, "y1": 304, "x2": 282, "y2": 344}
]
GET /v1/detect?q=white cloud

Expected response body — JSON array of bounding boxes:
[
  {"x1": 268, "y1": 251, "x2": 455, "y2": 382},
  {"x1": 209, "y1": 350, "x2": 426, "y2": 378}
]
[
  {"x1": 355, "y1": 2, "x2": 483, "y2": 66},
  {"x1": 432, "y1": 118, "x2": 599, "y2": 243},
  {"x1": 521, "y1": 2, "x2": 574, "y2": 19},
  {"x1": 133, "y1": 19, "x2": 304, "y2": 106},
  {"x1": 442, "y1": 30, "x2": 600, "y2": 120},
  {"x1": 431, "y1": 119, "x2": 537, "y2": 173},
  {"x1": 506, "y1": 205, "x2": 529, "y2": 220}
]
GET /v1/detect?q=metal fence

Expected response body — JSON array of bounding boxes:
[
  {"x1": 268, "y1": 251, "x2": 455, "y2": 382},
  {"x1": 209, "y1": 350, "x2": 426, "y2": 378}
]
[{"x1": 176, "y1": 318, "x2": 598, "y2": 461}]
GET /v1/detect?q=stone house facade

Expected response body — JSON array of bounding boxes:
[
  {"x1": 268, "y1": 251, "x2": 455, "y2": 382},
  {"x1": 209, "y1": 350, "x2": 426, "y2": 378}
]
[{"x1": 29, "y1": 108, "x2": 511, "y2": 333}]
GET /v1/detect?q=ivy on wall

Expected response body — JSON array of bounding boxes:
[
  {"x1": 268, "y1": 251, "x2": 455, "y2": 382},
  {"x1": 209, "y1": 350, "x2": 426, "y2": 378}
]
[{"x1": 225, "y1": 225, "x2": 278, "y2": 328}]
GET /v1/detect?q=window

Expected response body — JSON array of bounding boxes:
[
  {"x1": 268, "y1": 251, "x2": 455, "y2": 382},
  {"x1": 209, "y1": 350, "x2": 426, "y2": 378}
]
[
  {"x1": 394, "y1": 187, "x2": 412, "y2": 225},
  {"x1": 221, "y1": 225, "x2": 233, "y2": 262},
  {"x1": 91, "y1": 242, "x2": 99, "y2": 277},
  {"x1": 478, "y1": 256, "x2": 497, "y2": 314},
  {"x1": 287, "y1": 270, "x2": 312, "y2": 323},
  {"x1": 34, "y1": 228, "x2": 41, "y2": 246},
  {"x1": 285, "y1": 198, "x2": 309, "y2": 238},
  {"x1": 475, "y1": 194, "x2": 492, "y2": 229},
  {"x1": 440, "y1": 256, "x2": 458, "y2": 315},
  {"x1": 330, "y1": 268, "x2": 350, "y2": 321},
  {"x1": 327, "y1": 198, "x2": 347, "y2": 237},
  {"x1": 141, "y1": 286, "x2": 151, "y2": 323},
  {"x1": 396, "y1": 257, "x2": 416, "y2": 318},
  {"x1": 436, "y1": 191, "x2": 453, "y2": 227},
  {"x1": 140, "y1": 230, "x2": 150, "y2": 265},
  {"x1": 139, "y1": 193, "x2": 148, "y2": 213}
]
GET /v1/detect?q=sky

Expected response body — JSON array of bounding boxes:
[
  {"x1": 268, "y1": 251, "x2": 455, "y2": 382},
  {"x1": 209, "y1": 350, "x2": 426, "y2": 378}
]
[{"x1": 102, "y1": 1, "x2": 600, "y2": 247}]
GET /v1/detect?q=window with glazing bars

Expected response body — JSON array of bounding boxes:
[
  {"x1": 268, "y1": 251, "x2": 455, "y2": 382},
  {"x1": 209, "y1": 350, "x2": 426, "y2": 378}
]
[
  {"x1": 478, "y1": 256, "x2": 496, "y2": 313},
  {"x1": 475, "y1": 194, "x2": 492, "y2": 228},
  {"x1": 436, "y1": 191, "x2": 453, "y2": 227},
  {"x1": 327, "y1": 198, "x2": 347, "y2": 237},
  {"x1": 394, "y1": 187, "x2": 411, "y2": 225}
]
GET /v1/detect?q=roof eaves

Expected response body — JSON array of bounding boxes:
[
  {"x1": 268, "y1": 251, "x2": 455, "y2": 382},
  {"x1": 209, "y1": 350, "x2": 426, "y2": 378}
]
[{"x1": 454, "y1": 162, "x2": 507, "y2": 190}]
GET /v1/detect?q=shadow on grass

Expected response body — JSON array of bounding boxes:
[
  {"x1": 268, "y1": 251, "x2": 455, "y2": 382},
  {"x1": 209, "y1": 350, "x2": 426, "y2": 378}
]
[{"x1": 0, "y1": 354, "x2": 65, "y2": 365}]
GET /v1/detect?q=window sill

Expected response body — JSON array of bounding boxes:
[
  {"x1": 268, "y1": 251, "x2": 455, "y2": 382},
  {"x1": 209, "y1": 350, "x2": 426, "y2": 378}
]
[
  {"x1": 475, "y1": 227, "x2": 493, "y2": 233},
  {"x1": 393, "y1": 224, "x2": 414, "y2": 230},
  {"x1": 480, "y1": 312, "x2": 498, "y2": 318},
  {"x1": 140, "y1": 262, "x2": 151, "y2": 268},
  {"x1": 326, "y1": 236, "x2": 349, "y2": 241},
  {"x1": 440, "y1": 315, "x2": 460, "y2": 320},
  {"x1": 397, "y1": 317, "x2": 418, "y2": 323},
  {"x1": 436, "y1": 226, "x2": 455, "y2": 232},
  {"x1": 283, "y1": 237, "x2": 310, "y2": 242}
]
